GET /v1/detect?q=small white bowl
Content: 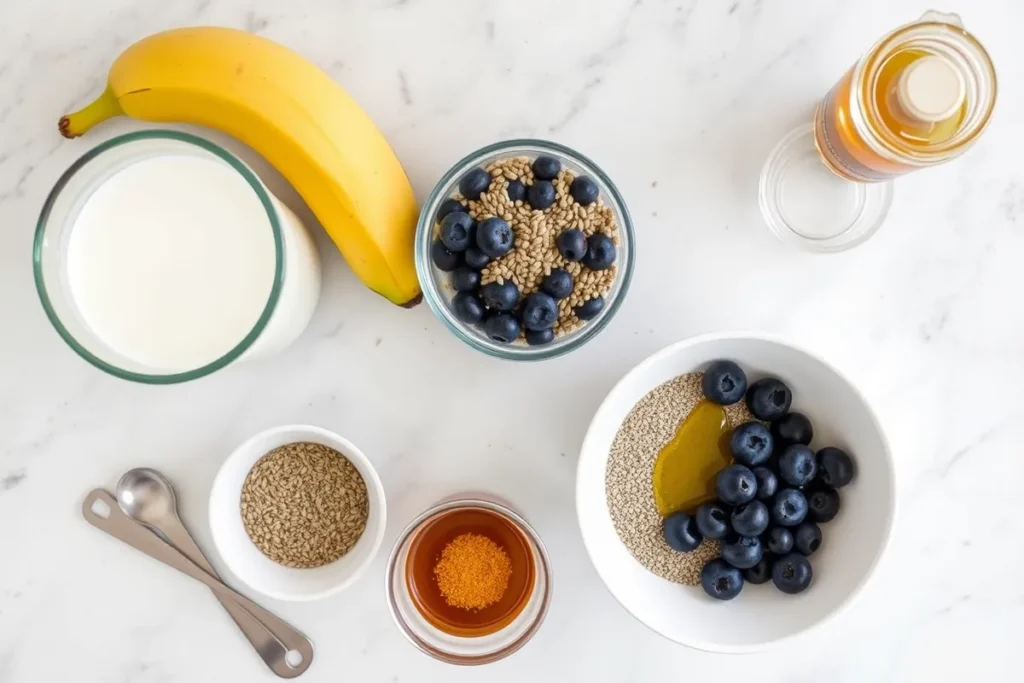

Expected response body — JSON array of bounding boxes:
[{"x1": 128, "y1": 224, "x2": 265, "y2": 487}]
[
  {"x1": 209, "y1": 425, "x2": 386, "y2": 601},
  {"x1": 576, "y1": 332, "x2": 896, "y2": 653}
]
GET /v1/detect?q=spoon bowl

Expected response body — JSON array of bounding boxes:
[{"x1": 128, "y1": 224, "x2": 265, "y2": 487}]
[{"x1": 116, "y1": 467, "x2": 179, "y2": 528}]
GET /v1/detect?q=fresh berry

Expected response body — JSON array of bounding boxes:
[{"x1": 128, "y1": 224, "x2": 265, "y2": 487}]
[
  {"x1": 581, "y1": 233, "x2": 616, "y2": 270},
  {"x1": 574, "y1": 296, "x2": 605, "y2": 321},
  {"x1": 730, "y1": 422, "x2": 773, "y2": 466},
  {"x1": 779, "y1": 444, "x2": 818, "y2": 487},
  {"x1": 695, "y1": 502, "x2": 731, "y2": 540},
  {"x1": 436, "y1": 198, "x2": 467, "y2": 222},
  {"x1": 807, "y1": 487, "x2": 841, "y2": 523},
  {"x1": 731, "y1": 500, "x2": 769, "y2": 537},
  {"x1": 541, "y1": 268, "x2": 574, "y2": 299},
  {"x1": 744, "y1": 557, "x2": 773, "y2": 585},
  {"x1": 476, "y1": 217, "x2": 515, "y2": 258},
  {"x1": 556, "y1": 229, "x2": 588, "y2": 262},
  {"x1": 721, "y1": 535, "x2": 763, "y2": 569},
  {"x1": 431, "y1": 240, "x2": 461, "y2": 271},
  {"x1": 440, "y1": 212, "x2": 473, "y2": 251},
  {"x1": 506, "y1": 179, "x2": 527, "y2": 202},
  {"x1": 480, "y1": 281, "x2": 520, "y2": 311},
  {"x1": 702, "y1": 360, "x2": 748, "y2": 406},
  {"x1": 532, "y1": 155, "x2": 561, "y2": 180},
  {"x1": 459, "y1": 168, "x2": 491, "y2": 200},
  {"x1": 570, "y1": 176, "x2": 600, "y2": 205},
  {"x1": 701, "y1": 558, "x2": 744, "y2": 601},
  {"x1": 483, "y1": 313, "x2": 520, "y2": 343},
  {"x1": 450, "y1": 267, "x2": 480, "y2": 292},
  {"x1": 525, "y1": 328, "x2": 554, "y2": 346},
  {"x1": 772, "y1": 553, "x2": 813, "y2": 594},
  {"x1": 715, "y1": 465, "x2": 757, "y2": 506},
  {"x1": 662, "y1": 511, "x2": 702, "y2": 553},
  {"x1": 746, "y1": 378, "x2": 793, "y2": 421},
  {"x1": 451, "y1": 292, "x2": 485, "y2": 324},
  {"x1": 765, "y1": 526, "x2": 794, "y2": 555},
  {"x1": 772, "y1": 412, "x2": 813, "y2": 446},
  {"x1": 520, "y1": 292, "x2": 558, "y2": 331},
  {"x1": 528, "y1": 180, "x2": 557, "y2": 210},
  {"x1": 816, "y1": 447, "x2": 855, "y2": 488},
  {"x1": 794, "y1": 522, "x2": 822, "y2": 556},
  {"x1": 771, "y1": 488, "x2": 808, "y2": 527},
  {"x1": 753, "y1": 466, "x2": 778, "y2": 502},
  {"x1": 464, "y1": 246, "x2": 491, "y2": 270}
]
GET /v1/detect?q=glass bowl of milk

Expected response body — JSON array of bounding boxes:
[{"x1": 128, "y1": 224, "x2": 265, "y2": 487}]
[{"x1": 34, "y1": 130, "x2": 321, "y2": 383}]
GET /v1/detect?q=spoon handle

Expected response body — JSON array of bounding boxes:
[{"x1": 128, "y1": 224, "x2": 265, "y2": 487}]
[{"x1": 83, "y1": 489, "x2": 313, "y2": 678}]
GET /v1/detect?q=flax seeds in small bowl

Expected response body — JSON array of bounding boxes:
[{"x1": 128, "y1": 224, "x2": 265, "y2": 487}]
[{"x1": 415, "y1": 140, "x2": 635, "y2": 361}]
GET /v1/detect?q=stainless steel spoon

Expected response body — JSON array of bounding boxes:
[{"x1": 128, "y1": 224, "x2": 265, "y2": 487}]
[{"x1": 113, "y1": 468, "x2": 313, "y2": 677}]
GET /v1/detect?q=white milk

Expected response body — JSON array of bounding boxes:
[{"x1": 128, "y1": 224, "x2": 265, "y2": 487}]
[{"x1": 66, "y1": 154, "x2": 320, "y2": 372}]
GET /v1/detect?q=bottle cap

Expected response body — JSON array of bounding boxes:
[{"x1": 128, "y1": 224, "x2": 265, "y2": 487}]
[{"x1": 896, "y1": 54, "x2": 966, "y2": 123}]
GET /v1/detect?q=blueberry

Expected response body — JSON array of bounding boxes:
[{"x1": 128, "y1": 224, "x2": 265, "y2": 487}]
[
  {"x1": 440, "y1": 212, "x2": 473, "y2": 251},
  {"x1": 436, "y1": 198, "x2": 467, "y2": 222},
  {"x1": 520, "y1": 292, "x2": 558, "y2": 331},
  {"x1": 700, "y1": 558, "x2": 743, "y2": 601},
  {"x1": 541, "y1": 268, "x2": 574, "y2": 299},
  {"x1": 753, "y1": 467, "x2": 778, "y2": 502},
  {"x1": 451, "y1": 292, "x2": 485, "y2": 324},
  {"x1": 772, "y1": 553, "x2": 813, "y2": 594},
  {"x1": 816, "y1": 447, "x2": 855, "y2": 488},
  {"x1": 765, "y1": 526, "x2": 794, "y2": 555},
  {"x1": 701, "y1": 360, "x2": 748, "y2": 406},
  {"x1": 480, "y1": 280, "x2": 520, "y2": 311},
  {"x1": 794, "y1": 522, "x2": 822, "y2": 556},
  {"x1": 715, "y1": 464, "x2": 757, "y2": 506},
  {"x1": 570, "y1": 176, "x2": 600, "y2": 206},
  {"x1": 574, "y1": 296, "x2": 605, "y2": 321},
  {"x1": 556, "y1": 229, "x2": 588, "y2": 262},
  {"x1": 779, "y1": 444, "x2": 818, "y2": 487},
  {"x1": 459, "y1": 167, "x2": 491, "y2": 200},
  {"x1": 731, "y1": 500, "x2": 769, "y2": 537},
  {"x1": 464, "y1": 246, "x2": 491, "y2": 270},
  {"x1": 506, "y1": 179, "x2": 527, "y2": 202},
  {"x1": 695, "y1": 501, "x2": 731, "y2": 540},
  {"x1": 771, "y1": 488, "x2": 808, "y2": 527},
  {"x1": 450, "y1": 267, "x2": 480, "y2": 292},
  {"x1": 430, "y1": 239, "x2": 461, "y2": 271},
  {"x1": 807, "y1": 487, "x2": 841, "y2": 523},
  {"x1": 483, "y1": 313, "x2": 520, "y2": 343},
  {"x1": 721, "y1": 535, "x2": 763, "y2": 569},
  {"x1": 581, "y1": 233, "x2": 617, "y2": 270},
  {"x1": 746, "y1": 378, "x2": 793, "y2": 421},
  {"x1": 744, "y1": 557, "x2": 773, "y2": 585},
  {"x1": 532, "y1": 155, "x2": 561, "y2": 180},
  {"x1": 527, "y1": 180, "x2": 557, "y2": 210},
  {"x1": 729, "y1": 422, "x2": 773, "y2": 467},
  {"x1": 662, "y1": 511, "x2": 703, "y2": 553},
  {"x1": 772, "y1": 412, "x2": 813, "y2": 446},
  {"x1": 476, "y1": 217, "x2": 515, "y2": 258},
  {"x1": 525, "y1": 328, "x2": 555, "y2": 346}
]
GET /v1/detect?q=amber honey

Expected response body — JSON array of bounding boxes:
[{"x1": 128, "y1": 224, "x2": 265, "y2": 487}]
[
  {"x1": 405, "y1": 506, "x2": 535, "y2": 637},
  {"x1": 652, "y1": 400, "x2": 733, "y2": 516}
]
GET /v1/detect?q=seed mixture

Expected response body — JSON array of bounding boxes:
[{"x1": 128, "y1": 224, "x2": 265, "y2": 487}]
[
  {"x1": 433, "y1": 532, "x2": 512, "y2": 610},
  {"x1": 605, "y1": 373, "x2": 755, "y2": 584},
  {"x1": 241, "y1": 442, "x2": 369, "y2": 568}
]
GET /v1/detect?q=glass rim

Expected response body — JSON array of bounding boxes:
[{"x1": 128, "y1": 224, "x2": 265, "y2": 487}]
[
  {"x1": 415, "y1": 138, "x2": 635, "y2": 361},
  {"x1": 33, "y1": 129, "x2": 285, "y2": 384}
]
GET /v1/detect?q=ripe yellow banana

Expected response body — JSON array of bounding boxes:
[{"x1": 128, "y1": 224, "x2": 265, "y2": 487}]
[{"x1": 60, "y1": 27, "x2": 421, "y2": 307}]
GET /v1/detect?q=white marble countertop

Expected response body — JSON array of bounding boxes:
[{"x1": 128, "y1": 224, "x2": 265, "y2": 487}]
[{"x1": 2, "y1": 1, "x2": 1022, "y2": 681}]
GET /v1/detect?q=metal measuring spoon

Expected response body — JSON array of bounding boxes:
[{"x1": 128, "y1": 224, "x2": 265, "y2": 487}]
[{"x1": 115, "y1": 468, "x2": 313, "y2": 677}]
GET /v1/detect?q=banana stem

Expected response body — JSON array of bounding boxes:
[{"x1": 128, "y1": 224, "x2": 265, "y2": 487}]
[{"x1": 59, "y1": 88, "x2": 123, "y2": 138}]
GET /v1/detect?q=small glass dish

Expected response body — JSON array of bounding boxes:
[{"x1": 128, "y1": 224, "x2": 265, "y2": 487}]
[
  {"x1": 385, "y1": 495, "x2": 552, "y2": 665},
  {"x1": 415, "y1": 139, "x2": 635, "y2": 361}
]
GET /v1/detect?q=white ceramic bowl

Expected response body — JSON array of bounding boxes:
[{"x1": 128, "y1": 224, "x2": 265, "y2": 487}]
[
  {"x1": 576, "y1": 332, "x2": 896, "y2": 653},
  {"x1": 209, "y1": 425, "x2": 387, "y2": 601}
]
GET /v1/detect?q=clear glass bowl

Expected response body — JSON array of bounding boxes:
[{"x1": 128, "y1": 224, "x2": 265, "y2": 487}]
[
  {"x1": 385, "y1": 495, "x2": 552, "y2": 665},
  {"x1": 415, "y1": 139, "x2": 635, "y2": 360}
]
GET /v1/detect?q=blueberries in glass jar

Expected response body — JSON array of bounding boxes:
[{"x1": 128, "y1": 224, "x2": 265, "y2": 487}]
[
  {"x1": 816, "y1": 447, "x2": 855, "y2": 488},
  {"x1": 451, "y1": 292, "x2": 485, "y2": 324},
  {"x1": 582, "y1": 233, "x2": 617, "y2": 270},
  {"x1": 483, "y1": 313, "x2": 521, "y2": 344},
  {"x1": 753, "y1": 466, "x2": 778, "y2": 502},
  {"x1": 695, "y1": 501, "x2": 731, "y2": 540},
  {"x1": 574, "y1": 296, "x2": 605, "y2": 321},
  {"x1": 556, "y1": 229, "x2": 588, "y2": 262},
  {"x1": 772, "y1": 553, "x2": 813, "y2": 594},
  {"x1": 520, "y1": 292, "x2": 558, "y2": 331},
  {"x1": 459, "y1": 167, "x2": 491, "y2": 200},
  {"x1": 765, "y1": 526, "x2": 794, "y2": 555},
  {"x1": 532, "y1": 155, "x2": 561, "y2": 180},
  {"x1": 731, "y1": 500, "x2": 769, "y2": 537},
  {"x1": 721, "y1": 535, "x2": 763, "y2": 569},
  {"x1": 525, "y1": 328, "x2": 555, "y2": 346},
  {"x1": 436, "y1": 197, "x2": 467, "y2": 222},
  {"x1": 779, "y1": 444, "x2": 818, "y2": 487},
  {"x1": 439, "y1": 212, "x2": 474, "y2": 251},
  {"x1": 475, "y1": 217, "x2": 515, "y2": 258},
  {"x1": 702, "y1": 360, "x2": 748, "y2": 406},
  {"x1": 744, "y1": 557, "x2": 772, "y2": 585},
  {"x1": 771, "y1": 488, "x2": 808, "y2": 527},
  {"x1": 662, "y1": 511, "x2": 703, "y2": 553},
  {"x1": 772, "y1": 412, "x2": 814, "y2": 446},
  {"x1": 793, "y1": 521, "x2": 822, "y2": 556},
  {"x1": 746, "y1": 377, "x2": 793, "y2": 421},
  {"x1": 480, "y1": 280, "x2": 520, "y2": 312},
  {"x1": 570, "y1": 175, "x2": 600, "y2": 206},
  {"x1": 807, "y1": 487, "x2": 841, "y2": 523},
  {"x1": 430, "y1": 239, "x2": 461, "y2": 271},
  {"x1": 730, "y1": 421, "x2": 773, "y2": 467},
  {"x1": 463, "y1": 246, "x2": 491, "y2": 270},
  {"x1": 506, "y1": 179, "x2": 527, "y2": 202},
  {"x1": 450, "y1": 267, "x2": 480, "y2": 292},
  {"x1": 528, "y1": 180, "x2": 557, "y2": 210},
  {"x1": 701, "y1": 558, "x2": 743, "y2": 601},
  {"x1": 541, "y1": 268, "x2": 574, "y2": 299},
  {"x1": 716, "y1": 464, "x2": 757, "y2": 506}
]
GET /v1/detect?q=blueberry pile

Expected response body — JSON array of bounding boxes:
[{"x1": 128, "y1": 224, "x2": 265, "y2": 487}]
[{"x1": 662, "y1": 360, "x2": 856, "y2": 601}]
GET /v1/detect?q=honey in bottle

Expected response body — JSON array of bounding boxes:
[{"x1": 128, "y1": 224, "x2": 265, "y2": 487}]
[{"x1": 814, "y1": 11, "x2": 996, "y2": 182}]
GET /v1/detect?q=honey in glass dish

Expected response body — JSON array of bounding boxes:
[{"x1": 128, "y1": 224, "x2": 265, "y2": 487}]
[{"x1": 405, "y1": 506, "x2": 536, "y2": 637}]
